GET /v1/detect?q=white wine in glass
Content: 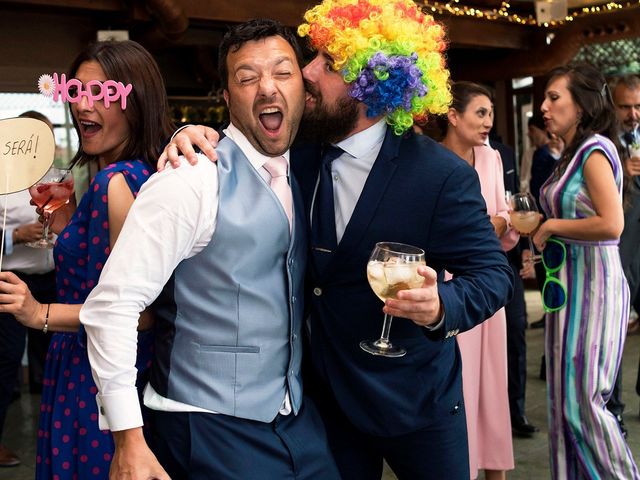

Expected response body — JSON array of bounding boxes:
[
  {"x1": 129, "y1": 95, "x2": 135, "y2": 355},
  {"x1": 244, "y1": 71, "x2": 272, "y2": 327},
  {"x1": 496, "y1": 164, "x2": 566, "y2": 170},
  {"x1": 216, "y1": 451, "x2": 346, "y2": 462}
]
[
  {"x1": 509, "y1": 192, "x2": 541, "y2": 263},
  {"x1": 361, "y1": 242, "x2": 426, "y2": 358}
]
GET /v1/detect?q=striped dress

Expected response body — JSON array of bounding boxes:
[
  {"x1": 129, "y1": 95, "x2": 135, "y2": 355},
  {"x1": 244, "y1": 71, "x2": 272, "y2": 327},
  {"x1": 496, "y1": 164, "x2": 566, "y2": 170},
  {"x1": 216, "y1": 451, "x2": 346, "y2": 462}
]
[{"x1": 540, "y1": 134, "x2": 639, "y2": 479}]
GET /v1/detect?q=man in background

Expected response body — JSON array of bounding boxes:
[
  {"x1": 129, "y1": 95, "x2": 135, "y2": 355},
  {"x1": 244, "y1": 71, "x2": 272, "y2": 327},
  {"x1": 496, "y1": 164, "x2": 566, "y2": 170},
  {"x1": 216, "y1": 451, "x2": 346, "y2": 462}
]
[
  {"x1": 0, "y1": 111, "x2": 56, "y2": 467},
  {"x1": 610, "y1": 75, "x2": 640, "y2": 429}
]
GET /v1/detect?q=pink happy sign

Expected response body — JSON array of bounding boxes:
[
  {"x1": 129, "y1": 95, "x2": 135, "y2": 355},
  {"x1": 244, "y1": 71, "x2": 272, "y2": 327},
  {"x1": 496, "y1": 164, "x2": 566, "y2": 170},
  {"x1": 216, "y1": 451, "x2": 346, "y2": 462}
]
[{"x1": 38, "y1": 73, "x2": 133, "y2": 109}]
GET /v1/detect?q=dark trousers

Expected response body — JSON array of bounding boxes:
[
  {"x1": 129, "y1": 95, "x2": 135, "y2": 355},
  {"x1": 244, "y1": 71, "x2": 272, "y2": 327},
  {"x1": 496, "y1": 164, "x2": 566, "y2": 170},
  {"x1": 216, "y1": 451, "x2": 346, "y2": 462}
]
[
  {"x1": 0, "y1": 270, "x2": 55, "y2": 442},
  {"x1": 149, "y1": 397, "x2": 341, "y2": 480},
  {"x1": 505, "y1": 256, "x2": 528, "y2": 421},
  {"x1": 0, "y1": 313, "x2": 26, "y2": 442},
  {"x1": 311, "y1": 378, "x2": 469, "y2": 480},
  {"x1": 19, "y1": 271, "x2": 56, "y2": 393}
]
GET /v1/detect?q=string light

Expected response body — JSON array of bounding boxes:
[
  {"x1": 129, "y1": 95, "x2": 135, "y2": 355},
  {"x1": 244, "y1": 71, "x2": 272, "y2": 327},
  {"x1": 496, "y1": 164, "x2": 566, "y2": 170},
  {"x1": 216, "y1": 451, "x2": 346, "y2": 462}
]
[{"x1": 417, "y1": 0, "x2": 637, "y2": 27}]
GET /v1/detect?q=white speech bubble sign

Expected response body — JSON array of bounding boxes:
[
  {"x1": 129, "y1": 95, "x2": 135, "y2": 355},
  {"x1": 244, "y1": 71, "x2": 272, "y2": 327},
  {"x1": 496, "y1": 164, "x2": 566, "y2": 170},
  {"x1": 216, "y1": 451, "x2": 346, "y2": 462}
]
[{"x1": 0, "y1": 117, "x2": 55, "y2": 194}]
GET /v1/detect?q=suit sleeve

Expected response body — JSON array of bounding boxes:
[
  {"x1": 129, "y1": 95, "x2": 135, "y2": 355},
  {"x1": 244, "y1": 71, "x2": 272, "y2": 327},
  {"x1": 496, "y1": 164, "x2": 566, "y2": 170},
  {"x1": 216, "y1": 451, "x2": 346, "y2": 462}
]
[{"x1": 427, "y1": 163, "x2": 514, "y2": 338}]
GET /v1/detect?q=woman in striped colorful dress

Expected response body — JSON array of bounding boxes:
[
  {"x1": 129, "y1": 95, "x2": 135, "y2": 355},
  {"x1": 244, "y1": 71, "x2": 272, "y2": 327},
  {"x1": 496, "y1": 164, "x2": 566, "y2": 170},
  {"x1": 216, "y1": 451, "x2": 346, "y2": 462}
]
[{"x1": 534, "y1": 64, "x2": 639, "y2": 479}]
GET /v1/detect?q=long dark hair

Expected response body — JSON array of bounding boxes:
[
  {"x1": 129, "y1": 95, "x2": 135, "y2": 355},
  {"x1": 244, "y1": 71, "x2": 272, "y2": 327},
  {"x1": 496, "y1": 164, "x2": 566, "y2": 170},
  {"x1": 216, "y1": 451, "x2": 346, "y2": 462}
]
[
  {"x1": 68, "y1": 40, "x2": 174, "y2": 168},
  {"x1": 545, "y1": 64, "x2": 620, "y2": 178}
]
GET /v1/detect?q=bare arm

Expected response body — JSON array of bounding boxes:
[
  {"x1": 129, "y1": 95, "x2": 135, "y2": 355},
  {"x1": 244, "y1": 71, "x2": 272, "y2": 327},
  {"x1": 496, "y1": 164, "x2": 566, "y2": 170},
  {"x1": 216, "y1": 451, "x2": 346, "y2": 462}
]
[
  {"x1": 533, "y1": 151, "x2": 624, "y2": 249},
  {"x1": 108, "y1": 173, "x2": 135, "y2": 249},
  {"x1": 157, "y1": 125, "x2": 220, "y2": 171},
  {"x1": 0, "y1": 272, "x2": 81, "y2": 332}
]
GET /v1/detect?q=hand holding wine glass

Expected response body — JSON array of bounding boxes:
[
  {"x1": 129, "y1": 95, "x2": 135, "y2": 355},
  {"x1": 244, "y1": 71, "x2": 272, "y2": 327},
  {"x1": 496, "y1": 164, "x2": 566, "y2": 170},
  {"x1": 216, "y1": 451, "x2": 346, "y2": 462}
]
[
  {"x1": 26, "y1": 167, "x2": 74, "y2": 249},
  {"x1": 509, "y1": 192, "x2": 541, "y2": 264},
  {"x1": 361, "y1": 242, "x2": 426, "y2": 358}
]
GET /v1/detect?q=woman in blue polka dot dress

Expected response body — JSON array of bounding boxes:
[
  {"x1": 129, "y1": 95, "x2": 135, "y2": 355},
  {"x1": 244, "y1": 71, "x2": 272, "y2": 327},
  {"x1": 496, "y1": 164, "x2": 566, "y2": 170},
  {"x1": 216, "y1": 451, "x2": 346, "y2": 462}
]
[{"x1": 0, "y1": 41, "x2": 174, "y2": 479}]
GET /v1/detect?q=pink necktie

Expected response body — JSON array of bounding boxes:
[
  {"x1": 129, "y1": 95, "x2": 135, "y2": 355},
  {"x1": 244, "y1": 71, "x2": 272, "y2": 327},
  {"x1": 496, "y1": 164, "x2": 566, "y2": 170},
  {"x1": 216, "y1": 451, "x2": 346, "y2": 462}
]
[{"x1": 263, "y1": 156, "x2": 293, "y2": 231}]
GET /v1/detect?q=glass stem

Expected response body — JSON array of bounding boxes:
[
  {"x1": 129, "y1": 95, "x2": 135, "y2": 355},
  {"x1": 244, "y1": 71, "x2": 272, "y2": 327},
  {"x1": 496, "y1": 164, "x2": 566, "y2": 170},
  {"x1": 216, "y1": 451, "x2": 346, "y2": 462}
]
[
  {"x1": 42, "y1": 213, "x2": 50, "y2": 242},
  {"x1": 527, "y1": 237, "x2": 536, "y2": 263},
  {"x1": 375, "y1": 314, "x2": 394, "y2": 349}
]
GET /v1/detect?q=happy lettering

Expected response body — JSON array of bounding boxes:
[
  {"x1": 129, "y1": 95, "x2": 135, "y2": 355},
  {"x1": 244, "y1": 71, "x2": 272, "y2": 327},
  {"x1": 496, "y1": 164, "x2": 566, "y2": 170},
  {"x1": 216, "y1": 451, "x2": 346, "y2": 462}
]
[{"x1": 49, "y1": 73, "x2": 132, "y2": 109}]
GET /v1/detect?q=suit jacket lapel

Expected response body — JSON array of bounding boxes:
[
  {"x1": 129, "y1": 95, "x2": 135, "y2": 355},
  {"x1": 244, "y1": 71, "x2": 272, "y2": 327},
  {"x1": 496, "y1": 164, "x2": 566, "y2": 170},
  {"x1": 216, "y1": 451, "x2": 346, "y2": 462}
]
[
  {"x1": 290, "y1": 143, "x2": 322, "y2": 220},
  {"x1": 322, "y1": 128, "x2": 403, "y2": 278}
]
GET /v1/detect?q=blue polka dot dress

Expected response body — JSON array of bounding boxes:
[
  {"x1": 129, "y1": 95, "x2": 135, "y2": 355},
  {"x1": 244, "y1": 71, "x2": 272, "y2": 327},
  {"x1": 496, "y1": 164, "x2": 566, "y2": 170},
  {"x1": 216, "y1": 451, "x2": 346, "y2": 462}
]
[{"x1": 36, "y1": 160, "x2": 154, "y2": 480}]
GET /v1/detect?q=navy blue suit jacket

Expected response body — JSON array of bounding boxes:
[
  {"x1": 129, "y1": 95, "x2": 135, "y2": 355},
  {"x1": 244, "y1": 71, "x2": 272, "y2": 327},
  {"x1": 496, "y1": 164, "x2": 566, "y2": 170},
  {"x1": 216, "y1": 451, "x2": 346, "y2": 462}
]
[{"x1": 291, "y1": 127, "x2": 513, "y2": 437}]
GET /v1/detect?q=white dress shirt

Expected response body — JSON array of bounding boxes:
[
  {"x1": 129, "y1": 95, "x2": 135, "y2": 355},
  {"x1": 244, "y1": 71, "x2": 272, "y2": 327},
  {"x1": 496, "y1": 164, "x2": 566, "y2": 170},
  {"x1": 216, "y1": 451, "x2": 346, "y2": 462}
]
[
  {"x1": 318, "y1": 119, "x2": 387, "y2": 242},
  {"x1": 1, "y1": 189, "x2": 54, "y2": 274},
  {"x1": 81, "y1": 123, "x2": 292, "y2": 432}
]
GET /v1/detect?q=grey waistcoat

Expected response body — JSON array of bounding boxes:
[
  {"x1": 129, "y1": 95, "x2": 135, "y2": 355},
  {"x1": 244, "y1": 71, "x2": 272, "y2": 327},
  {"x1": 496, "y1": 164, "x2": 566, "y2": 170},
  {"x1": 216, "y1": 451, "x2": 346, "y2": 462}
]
[{"x1": 151, "y1": 137, "x2": 306, "y2": 422}]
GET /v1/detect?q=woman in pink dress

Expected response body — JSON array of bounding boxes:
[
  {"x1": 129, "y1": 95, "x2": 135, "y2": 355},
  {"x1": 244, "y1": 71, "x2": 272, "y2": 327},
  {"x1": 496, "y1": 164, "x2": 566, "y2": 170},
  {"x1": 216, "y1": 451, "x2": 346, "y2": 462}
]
[{"x1": 441, "y1": 81, "x2": 518, "y2": 480}]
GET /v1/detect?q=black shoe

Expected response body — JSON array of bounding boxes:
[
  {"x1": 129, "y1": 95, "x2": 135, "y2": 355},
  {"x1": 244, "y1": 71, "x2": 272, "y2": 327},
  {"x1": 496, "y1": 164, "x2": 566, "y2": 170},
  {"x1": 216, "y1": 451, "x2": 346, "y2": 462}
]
[
  {"x1": 512, "y1": 416, "x2": 539, "y2": 438},
  {"x1": 530, "y1": 317, "x2": 545, "y2": 329},
  {"x1": 0, "y1": 445, "x2": 20, "y2": 467},
  {"x1": 615, "y1": 414, "x2": 628, "y2": 438}
]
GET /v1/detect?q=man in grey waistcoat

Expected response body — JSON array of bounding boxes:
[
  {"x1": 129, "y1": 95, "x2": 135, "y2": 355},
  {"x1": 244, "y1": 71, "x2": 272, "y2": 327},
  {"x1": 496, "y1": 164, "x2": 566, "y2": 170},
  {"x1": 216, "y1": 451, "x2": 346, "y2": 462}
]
[{"x1": 80, "y1": 19, "x2": 340, "y2": 480}]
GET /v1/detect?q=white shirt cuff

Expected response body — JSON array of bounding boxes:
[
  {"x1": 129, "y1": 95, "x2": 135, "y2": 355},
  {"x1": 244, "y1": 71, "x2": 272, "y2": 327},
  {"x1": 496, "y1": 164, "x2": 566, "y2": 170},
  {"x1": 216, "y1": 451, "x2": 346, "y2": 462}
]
[
  {"x1": 96, "y1": 388, "x2": 144, "y2": 432},
  {"x1": 4, "y1": 227, "x2": 15, "y2": 255},
  {"x1": 425, "y1": 313, "x2": 445, "y2": 331}
]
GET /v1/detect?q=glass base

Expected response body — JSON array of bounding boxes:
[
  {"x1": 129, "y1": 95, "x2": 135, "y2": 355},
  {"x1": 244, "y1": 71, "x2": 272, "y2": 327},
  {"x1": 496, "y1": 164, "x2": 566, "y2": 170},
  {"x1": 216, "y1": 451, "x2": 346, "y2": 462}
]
[
  {"x1": 25, "y1": 239, "x2": 54, "y2": 249},
  {"x1": 360, "y1": 339, "x2": 406, "y2": 357}
]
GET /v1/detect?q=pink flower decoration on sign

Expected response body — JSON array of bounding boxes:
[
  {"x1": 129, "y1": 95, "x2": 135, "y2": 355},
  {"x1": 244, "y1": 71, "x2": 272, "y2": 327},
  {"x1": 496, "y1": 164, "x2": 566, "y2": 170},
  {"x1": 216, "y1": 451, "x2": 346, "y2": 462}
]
[{"x1": 38, "y1": 74, "x2": 56, "y2": 97}]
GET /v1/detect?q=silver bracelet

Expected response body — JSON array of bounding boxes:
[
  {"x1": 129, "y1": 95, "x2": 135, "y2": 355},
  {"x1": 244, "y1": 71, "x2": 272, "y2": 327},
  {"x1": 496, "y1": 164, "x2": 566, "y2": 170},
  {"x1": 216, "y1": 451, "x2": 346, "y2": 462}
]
[{"x1": 42, "y1": 304, "x2": 50, "y2": 334}]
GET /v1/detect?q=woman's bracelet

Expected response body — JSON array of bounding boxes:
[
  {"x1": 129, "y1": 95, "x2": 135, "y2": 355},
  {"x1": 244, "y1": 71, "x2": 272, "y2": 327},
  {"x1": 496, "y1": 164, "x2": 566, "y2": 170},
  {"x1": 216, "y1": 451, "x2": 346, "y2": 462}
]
[{"x1": 42, "y1": 303, "x2": 50, "y2": 334}]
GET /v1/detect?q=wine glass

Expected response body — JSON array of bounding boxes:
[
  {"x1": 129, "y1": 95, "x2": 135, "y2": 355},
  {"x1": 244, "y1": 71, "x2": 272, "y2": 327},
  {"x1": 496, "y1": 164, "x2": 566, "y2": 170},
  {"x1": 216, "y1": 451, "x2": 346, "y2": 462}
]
[
  {"x1": 26, "y1": 167, "x2": 74, "y2": 249},
  {"x1": 509, "y1": 192, "x2": 541, "y2": 264},
  {"x1": 361, "y1": 242, "x2": 426, "y2": 358}
]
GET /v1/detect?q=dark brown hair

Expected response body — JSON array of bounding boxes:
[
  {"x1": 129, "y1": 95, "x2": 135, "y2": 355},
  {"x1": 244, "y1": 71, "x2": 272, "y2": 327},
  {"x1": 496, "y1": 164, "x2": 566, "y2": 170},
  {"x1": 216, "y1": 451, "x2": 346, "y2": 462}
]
[
  {"x1": 450, "y1": 81, "x2": 493, "y2": 114},
  {"x1": 545, "y1": 64, "x2": 620, "y2": 178},
  {"x1": 68, "y1": 40, "x2": 174, "y2": 168},
  {"x1": 218, "y1": 19, "x2": 303, "y2": 90},
  {"x1": 19, "y1": 110, "x2": 52, "y2": 129}
]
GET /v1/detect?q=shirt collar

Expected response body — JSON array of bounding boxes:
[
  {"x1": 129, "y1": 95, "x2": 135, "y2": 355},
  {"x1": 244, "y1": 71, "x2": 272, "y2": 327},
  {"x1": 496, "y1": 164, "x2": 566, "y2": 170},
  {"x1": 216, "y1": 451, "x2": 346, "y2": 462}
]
[
  {"x1": 334, "y1": 119, "x2": 387, "y2": 158},
  {"x1": 223, "y1": 123, "x2": 291, "y2": 170}
]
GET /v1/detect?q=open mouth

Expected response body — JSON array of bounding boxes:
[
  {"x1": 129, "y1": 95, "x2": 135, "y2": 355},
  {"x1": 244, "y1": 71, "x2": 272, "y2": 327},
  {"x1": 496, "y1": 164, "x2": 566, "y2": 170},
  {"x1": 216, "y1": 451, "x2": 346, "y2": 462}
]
[
  {"x1": 259, "y1": 107, "x2": 283, "y2": 133},
  {"x1": 80, "y1": 120, "x2": 102, "y2": 135}
]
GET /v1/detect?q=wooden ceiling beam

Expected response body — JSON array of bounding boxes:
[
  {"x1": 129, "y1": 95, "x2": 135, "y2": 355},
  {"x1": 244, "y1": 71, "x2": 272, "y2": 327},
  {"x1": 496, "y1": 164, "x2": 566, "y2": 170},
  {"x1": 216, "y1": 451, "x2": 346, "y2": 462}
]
[
  {"x1": 453, "y1": 5, "x2": 640, "y2": 80},
  {"x1": 0, "y1": 0, "x2": 125, "y2": 11},
  {"x1": 442, "y1": 16, "x2": 536, "y2": 49}
]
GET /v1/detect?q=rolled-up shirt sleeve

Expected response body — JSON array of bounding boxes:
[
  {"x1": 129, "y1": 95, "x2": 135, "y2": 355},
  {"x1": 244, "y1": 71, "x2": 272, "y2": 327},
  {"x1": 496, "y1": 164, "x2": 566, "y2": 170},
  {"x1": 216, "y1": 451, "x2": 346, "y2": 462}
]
[{"x1": 80, "y1": 155, "x2": 218, "y2": 431}]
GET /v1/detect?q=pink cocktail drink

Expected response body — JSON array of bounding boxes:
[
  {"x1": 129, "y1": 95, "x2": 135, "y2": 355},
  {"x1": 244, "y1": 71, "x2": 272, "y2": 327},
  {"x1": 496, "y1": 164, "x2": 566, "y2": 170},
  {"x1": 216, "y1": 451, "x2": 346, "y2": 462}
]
[
  {"x1": 26, "y1": 167, "x2": 74, "y2": 249},
  {"x1": 29, "y1": 177, "x2": 74, "y2": 214}
]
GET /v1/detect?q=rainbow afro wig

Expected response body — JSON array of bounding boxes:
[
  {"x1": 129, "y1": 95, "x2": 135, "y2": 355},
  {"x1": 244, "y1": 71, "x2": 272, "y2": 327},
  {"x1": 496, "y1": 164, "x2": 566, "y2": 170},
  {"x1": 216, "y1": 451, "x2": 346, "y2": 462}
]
[{"x1": 298, "y1": 0, "x2": 452, "y2": 135}]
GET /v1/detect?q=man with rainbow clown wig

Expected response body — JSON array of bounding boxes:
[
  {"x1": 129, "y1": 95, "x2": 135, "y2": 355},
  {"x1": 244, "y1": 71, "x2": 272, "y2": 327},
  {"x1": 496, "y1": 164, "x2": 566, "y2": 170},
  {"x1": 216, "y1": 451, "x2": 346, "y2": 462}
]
[{"x1": 164, "y1": 0, "x2": 514, "y2": 477}]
